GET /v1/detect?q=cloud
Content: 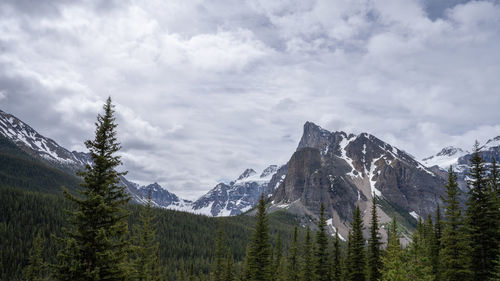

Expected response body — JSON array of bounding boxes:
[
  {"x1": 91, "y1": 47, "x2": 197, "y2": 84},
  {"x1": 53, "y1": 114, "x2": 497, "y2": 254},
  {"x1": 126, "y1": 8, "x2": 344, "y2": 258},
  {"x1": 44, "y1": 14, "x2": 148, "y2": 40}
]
[{"x1": 0, "y1": 0, "x2": 499, "y2": 199}]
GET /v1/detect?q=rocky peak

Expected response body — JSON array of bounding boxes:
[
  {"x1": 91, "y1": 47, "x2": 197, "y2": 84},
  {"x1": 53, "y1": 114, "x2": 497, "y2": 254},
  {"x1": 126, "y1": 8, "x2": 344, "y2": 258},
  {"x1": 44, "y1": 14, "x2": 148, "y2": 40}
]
[
  {"x1": 436, "y1": 146, "x2": 464, "y2": 157},
  {"x1": 482, "y1": 136, "x2": 500, "y2": 151},
  {"x1": 260, "y1": 165, "x2": 278, "y2": 178},
  {"x1": 237, "y1": 168, "x2": 257, "y2": 181}
]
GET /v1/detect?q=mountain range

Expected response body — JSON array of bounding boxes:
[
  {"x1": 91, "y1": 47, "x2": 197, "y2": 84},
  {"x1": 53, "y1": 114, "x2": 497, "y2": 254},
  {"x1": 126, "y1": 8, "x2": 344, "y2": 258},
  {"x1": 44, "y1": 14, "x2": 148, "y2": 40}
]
[{"x1": 1, "y1": 108, "x2": 499, "y2": 239}]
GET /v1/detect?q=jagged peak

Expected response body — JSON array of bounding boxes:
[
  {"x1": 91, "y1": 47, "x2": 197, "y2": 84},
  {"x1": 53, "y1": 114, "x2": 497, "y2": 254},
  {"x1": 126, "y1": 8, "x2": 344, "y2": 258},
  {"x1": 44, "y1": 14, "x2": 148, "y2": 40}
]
[
  {"x1": 237, "y1": 168, "x2": 256, "y2": 180},
  {"x1": 260, "y1": 165, "x2": 278, "y2": 178},
  {"x1": 436, "y1": 146, "x2": 464, "y2": 157}
]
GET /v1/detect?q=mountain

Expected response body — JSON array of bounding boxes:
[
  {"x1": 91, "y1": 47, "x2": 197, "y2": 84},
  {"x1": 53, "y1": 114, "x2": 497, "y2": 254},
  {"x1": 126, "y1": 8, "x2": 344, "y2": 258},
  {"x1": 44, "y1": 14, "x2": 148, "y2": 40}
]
[
  {"x1": 191, "y1": 165, "x2": 285, "y2": 216},
  {"x1": 422, "y1": 137, "x2": 500, "y2": 190},
  {"x1": 270, "y1": 122, "x2": 447, "y2": 240},
  {"x1": 0, "y1": 110, "x2": 92, "y2": 173},
  {"x1": 0, "y1": 109, "x2": 186, "y2": 208}
]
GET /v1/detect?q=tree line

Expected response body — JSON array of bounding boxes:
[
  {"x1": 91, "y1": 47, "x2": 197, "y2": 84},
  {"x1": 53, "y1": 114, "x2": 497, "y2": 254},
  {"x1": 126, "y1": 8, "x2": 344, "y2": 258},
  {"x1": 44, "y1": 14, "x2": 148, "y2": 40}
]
[{"x1": 19, "y1": 98, "x2": 500, "y2": 280}]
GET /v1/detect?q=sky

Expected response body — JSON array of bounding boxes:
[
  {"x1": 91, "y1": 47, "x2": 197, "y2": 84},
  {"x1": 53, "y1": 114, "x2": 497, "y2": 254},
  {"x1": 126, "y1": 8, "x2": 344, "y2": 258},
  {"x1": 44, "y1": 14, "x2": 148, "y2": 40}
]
[{"x1": 1, "y1": 0, "x2": 500, "y2": 199}]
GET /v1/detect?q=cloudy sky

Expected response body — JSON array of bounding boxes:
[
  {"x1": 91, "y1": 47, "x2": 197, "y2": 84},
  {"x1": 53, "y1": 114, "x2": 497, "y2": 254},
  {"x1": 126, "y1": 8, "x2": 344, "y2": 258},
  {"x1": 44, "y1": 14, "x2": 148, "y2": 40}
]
[{"x1": 1, "y1": 0, "x2": 499, "y2": 199}]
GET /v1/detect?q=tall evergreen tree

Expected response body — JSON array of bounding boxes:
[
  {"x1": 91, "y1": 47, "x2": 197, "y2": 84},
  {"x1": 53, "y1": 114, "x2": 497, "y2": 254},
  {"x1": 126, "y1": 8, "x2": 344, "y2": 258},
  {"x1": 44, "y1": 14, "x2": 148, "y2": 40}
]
[
  {"x1": 247, "y1": 195, "x2": 272, "y2": 281},
  {"x1": 347, "y1": 205, "x2": 366, "y2": 281},
  {"x1": 406, "y1": 218, "x2": 434, "y2": 281},
  {"x1": 54, "y1": 97, "x2": 131, "y2": 281},
  {"x1": 224, "y1": 250, "x2": 234, "y2": 281},
  {"x1": 315, "y1": 204, "x2": 330, "y2": 281},
  {"x1": 332, "y1": 230, "x2": 342, "y2": 281},
  {"x1": 380, "y1": 218, "x2": 405, "y2": 281},
  {"x1": 23, "y1": 231, "x2": 47, "y2": 281},
  {"x1": 133, "y1": 191, "x2": 161, "y2": 281},
  {"x1": 465, "y1": 143, "x2": 498, "y2": 280},
  {"x1": 274, "y1": 230, "x2": 283, "y2": 280},
  {"x1": 431, "y1": 205, "x2": 443, "y2": 280},
  {"x1": 440, "y1": 166, "x2": 471, "y2": 281},
  {"x1": 367, "y1": 196, "x2": 382, "y2": 281},
  {"x1": 213, "y1": 225, "x2": 226, "y2": 281},
  {"x1": 287, "y1": 226, "x2": 300, "y2": 281},
  {"x1": 300, "y1": 227, "x2": 315, "y2": 281}
]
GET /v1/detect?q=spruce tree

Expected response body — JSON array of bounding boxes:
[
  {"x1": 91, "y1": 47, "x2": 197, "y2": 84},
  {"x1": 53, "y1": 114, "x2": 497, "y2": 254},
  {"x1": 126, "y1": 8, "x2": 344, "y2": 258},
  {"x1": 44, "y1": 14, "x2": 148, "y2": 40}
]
[
  {"x1": 132, "y1": 191, "x2": 161, "y2": 281},
  {"x1": 347, "y1": 205, "x2": 366, "y2": 281},
  {"x1": 214, "y1": 225, "x2": 226, "y2": 281},
  {"x1": 432, "y1": 205, "x2": 442, "y2": 280},
  {"x1": 24, "y1": 231, "x2": 47, "y2": 281},
  {"x1": 247, "y1": 195, "x2": 272, "y2": 281},
  {"x1": 440, "y1": 166, "x2": 471, "y2": 281},
  {"x1": 315, "y1": 204, "x2": 330, "y2": 281},
  {"x1": 332, "y1": 230, "x2": 342, "y2": 281},
  {"x1": 465, "y1": 143, "x2": 498, "y2": 280},
  {"x1": 406, "y1": 218, "x2": 434, "y2": 281},
  {"x1": 367, "y1": 196, "x2": 382, "y2": 281},
  {"x1": 274, "y1": 231, "x2": 283, "y2": 280},
  {"x1": 300, "y1": 227, "x2": 315, "y2": 281},
  {"x1": 224, "y1": 250, "x2": 234, "y2": 281},
  {"x1": 54, "y1": 97, "x2": 131, "y2": 281},
  {"x1": 380, "y1": 218, "x2": 405, "y2": 281},
  {"x1": 287, "y1": 226, "x2": 300, "y2": 281}
]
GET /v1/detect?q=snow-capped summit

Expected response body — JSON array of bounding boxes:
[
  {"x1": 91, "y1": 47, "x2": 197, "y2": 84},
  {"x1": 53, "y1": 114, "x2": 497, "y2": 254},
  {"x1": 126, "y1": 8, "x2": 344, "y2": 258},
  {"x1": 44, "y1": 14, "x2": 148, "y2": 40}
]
[
  {"x1": 191, "y1": 165, "x2": 285, "y2": 217},
  {"x1": 237, "y1": 168, "x2": 257, "y2": 181},
  {"x1": 482, "y1": 136, "x2": 500, "y2": 151},
  {"x1": 0, "y1": 109, "x2": 91, "y2": 169},
  {"x1": 422, "y1": 146, "x2": 468, "y2": 169}
]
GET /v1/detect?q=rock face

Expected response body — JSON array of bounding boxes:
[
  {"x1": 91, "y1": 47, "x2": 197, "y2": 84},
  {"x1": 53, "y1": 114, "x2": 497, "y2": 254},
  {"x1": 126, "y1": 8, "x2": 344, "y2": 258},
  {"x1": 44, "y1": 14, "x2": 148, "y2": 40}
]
[
  {"x1": 191, "y1": 165, "x2": 285, "y2": 216},
  {"x1": 271, "y1": 122, "x2": 447, "y2": 239}
]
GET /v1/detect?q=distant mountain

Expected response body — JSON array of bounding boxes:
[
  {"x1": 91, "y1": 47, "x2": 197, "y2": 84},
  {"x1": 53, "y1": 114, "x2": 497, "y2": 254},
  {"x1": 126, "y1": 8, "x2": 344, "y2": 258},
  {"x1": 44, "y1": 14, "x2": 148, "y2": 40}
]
[
  {"x1": 191, "y1": 165, "x2": 285, "y2": 216},
  {"x1": 0, "y1": 110, "x2": 91, "y2": 172},
  {"x1": 270, "y1": 122, "x2": 446, "y2": 240},
  {"x1": 422, "y1": 137, "x2": 500, "y2": 190}
]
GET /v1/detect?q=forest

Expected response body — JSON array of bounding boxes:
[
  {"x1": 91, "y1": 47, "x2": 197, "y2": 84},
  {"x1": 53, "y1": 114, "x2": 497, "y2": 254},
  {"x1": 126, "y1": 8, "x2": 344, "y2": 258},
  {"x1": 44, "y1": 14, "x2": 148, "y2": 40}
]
[{"x1": 2, "y1": 98, "x2": 500, "y2": 281}]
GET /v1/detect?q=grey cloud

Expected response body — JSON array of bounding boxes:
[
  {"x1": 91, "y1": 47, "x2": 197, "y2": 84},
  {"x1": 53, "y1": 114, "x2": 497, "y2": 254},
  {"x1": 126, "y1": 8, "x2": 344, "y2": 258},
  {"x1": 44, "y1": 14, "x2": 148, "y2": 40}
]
[{"x1": 1, "y1": 0, "x2": 499, "y2": 199}]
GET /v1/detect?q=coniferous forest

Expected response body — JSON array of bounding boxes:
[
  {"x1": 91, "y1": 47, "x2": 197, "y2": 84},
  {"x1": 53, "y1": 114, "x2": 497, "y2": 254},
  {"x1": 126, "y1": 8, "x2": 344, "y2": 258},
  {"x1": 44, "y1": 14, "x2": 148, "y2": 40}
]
[{"x1": 1, "y1": 98, "x2": 500, "y2": 281}]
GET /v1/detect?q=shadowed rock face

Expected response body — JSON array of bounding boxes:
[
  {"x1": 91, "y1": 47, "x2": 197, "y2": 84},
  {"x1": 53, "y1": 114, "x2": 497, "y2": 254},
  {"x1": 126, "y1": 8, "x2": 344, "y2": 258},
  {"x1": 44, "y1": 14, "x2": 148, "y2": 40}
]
[{"x1": 272, "y1": 122, "x2": 446, "y2": 231}]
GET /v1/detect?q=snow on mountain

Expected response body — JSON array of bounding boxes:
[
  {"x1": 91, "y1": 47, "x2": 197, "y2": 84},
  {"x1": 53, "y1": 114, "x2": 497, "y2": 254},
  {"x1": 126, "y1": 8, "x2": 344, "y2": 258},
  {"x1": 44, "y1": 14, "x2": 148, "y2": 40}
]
[
  {"x1": 191, "y1": 165, "x2": 284, "y2": 217},
  {"x1": 421, "y1": 146, "x2": 468, "y2": 169},
  {"x1": 0, "y1": 109, "x2": 91, "y2": 169}
]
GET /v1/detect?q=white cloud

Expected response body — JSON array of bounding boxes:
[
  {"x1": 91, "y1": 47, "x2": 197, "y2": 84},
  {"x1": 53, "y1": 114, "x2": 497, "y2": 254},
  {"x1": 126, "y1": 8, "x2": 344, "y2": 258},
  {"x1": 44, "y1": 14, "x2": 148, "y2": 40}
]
[{"x1": 0, "y1": 0, "x2": 499, "y2": 199}]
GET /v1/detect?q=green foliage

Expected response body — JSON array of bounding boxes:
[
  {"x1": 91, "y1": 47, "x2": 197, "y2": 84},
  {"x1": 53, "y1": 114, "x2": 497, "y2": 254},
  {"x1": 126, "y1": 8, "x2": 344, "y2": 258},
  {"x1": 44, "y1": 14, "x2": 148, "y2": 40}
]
[
  {"x1": 246, "y1": 195, "x2": 272, "y2": 281},
  {"x1": 331, "y1": 230, "x2": 342, "y2": 281},
  {"x1": 0, "y1": 135, "x2": 81, "y2": 193},
  {"x1": 465, "y1": 143, "x2": 499, "y2": 280},
  {"x1": 213, "y1": 225, "x2": 226, "y2": 281},
  {"x1": 23, "y1": 231, "x2": 48, "y2": 281},
  {"x1": 380, "y1": 218, "x2": 405, "y2": 281},
  {"x1": 54, "y1": 97, "x2": 132, "y2": 281},
  {"x1": 367, "y1": 196, "x2": 382, "y2": 281},
  {"x1": 286, "y1": 226, "x2": 299, "y2": 281},
  {"x1": 440, "y1": 166, "x2": 471, "y2": 281},
  {"x1": 314, "y1": 204, "x2": 330, "y2": 281},
  {"x1": 300, "y1": 227, "x2": 315, "y2": 281},
  {"x1": 132, "y1": 193, "x2": 161, "y2": 281},
  {"x1": 346, "y1": 205, "x2": 365, "y2": 281},
  {"x1": 405, "y1": 218, "x2": 434, "y2": 281}
]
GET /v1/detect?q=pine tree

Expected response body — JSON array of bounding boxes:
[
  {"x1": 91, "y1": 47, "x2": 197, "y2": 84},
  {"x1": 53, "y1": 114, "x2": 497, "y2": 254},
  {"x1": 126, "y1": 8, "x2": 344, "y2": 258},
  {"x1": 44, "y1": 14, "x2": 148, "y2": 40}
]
[
  {"x1": 332, "y1": 230, "x2": 342, "y2": 281},
  {"x1": 224, "y1": 250, "x2": 234, "y2": 281},
  {"x1": 367, "y1": 196, "x2": 382, "y2": 281},
  {"x1": 406, "y1": 218, "x2": 434, "y2": 281},
  {"x1": 300, "y1": 227, "x2": 315, "y2": 281},
  {"x1": 214, "y1": 225, "x2": 226, "y2": 281},
  {"x1": 247, "y1": 195, "x2": 272, "y2": 281},
  {"x1": 440, "y1": 166, "x2": 471, "y2": 281},
  {"x1": 54, "y1": 97, "x2": 131, "y2": 281},
  {"x1": 133, "y1": 191, "x2": 161, "y2": 281},
  {"x1": 274, "y1": 231, "x2": 283, "y2": 280},
  {"x1": 432, "y1": 205, "x2": 443, "y2": 280},
  {"x1": 465, "y1": 143, "x2": 498, "y2": 280},
  {"x1": 347, "y1": 205, "x2": 365, "y2": 281},
  {"x1": 24, "y1": 231, "x2": 47, "y2": 281},
  {"x1": 380, "y1": 218, "x2": 405, "y2": 281},
  {"x1": 315, "y1": 204, "x2": 330, "y2": 281},
  {"x1": 287, "y1": 226, "x2": 299, "y2": 281}
]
